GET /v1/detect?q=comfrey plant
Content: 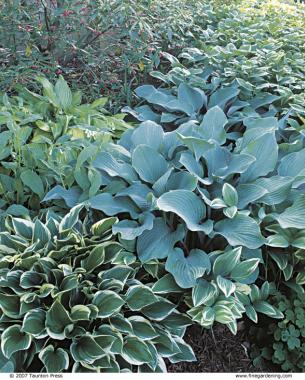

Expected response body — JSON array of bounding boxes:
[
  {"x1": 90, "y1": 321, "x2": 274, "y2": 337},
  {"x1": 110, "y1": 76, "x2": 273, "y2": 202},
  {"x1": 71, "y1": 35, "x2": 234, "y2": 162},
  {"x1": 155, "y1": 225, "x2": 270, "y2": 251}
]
[{"x1": 0, "y1": 206, "x2": 195, "y2": 373}]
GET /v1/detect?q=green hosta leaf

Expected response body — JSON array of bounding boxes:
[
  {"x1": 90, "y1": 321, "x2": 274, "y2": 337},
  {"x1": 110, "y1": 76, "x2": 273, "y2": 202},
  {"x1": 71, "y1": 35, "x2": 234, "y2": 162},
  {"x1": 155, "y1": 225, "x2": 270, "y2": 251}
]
[
  {"x1": 137, "y1": 217, "x2": 185, "y2": 262},
  {"x1": 245, "y1": 305, "x2": 258, "y2": 323},
  {"x1": 70, "y1": 305, "x2": 91, "y2": 321},
  {"x1": 59, "y1": 204, "x2": 83, "y2": 232},
  {"x1": 199, "y1": 106, "x2": 227, "y2": 145},
  {"x1": 91, "y1": 217, "x2": 118, "y2": 236},
  {"x1": 230, "y1": 259, "x2": 260, "y2": 282},
  {"x1": 20, "y1": 170, "x2": 44, "y2": 198},
  {"x1": 121, "y1": 337, "x2": 153, "y2": 365},
  {"x1": 141, "y1": 298, "x2": 176, "y2": 321},
  {"x1": 45, "y1": 300, "x2": 72, "y2": 340},
  {"x1": 12, "y1": 218, "x2": 34, "y2": 240},
  {"x1": 296, "y1": 271, "x2": 305, "y2": 285},
  {"x1": 214, "y1": 305, "x2": 235, "y2": 324},
  {"x1": 157, "y1": 190, "x2": 212, "y2": 233},
  {"x1": 21, "y1": 309, "x2": 46, "y2": 336},
  {"x1": 125, "y1": 285, "x2": 158, "y2": 311},
  {"x1": 39, "y1": 345, "x2": 69, "y2": 372},
  {"x1": 92, "y1": 290, "x2": 124, "y2": 317},
  {"x1": 132, "y1": 145, "x2": 168, "y2": 183},
  {"x1": 216, "y1": 276, "x2": 236, "y2": 297},
  {"x1": 215, "y1": 214, "x2": 264, "y2": 249},
  {"x1": 152, "y1": 274, "x2": 182, "y2": 294},
  {"x1": 272, "y1": 195, "x2": 305, "y2": 229},
  {"x1": 109, "y1": 315, "x2": 133, "y2": 334},
  {"x1": 113, "y1": 212, "x2": 154, "y2": 240},
  {"x1": 222, "y1": 183, "x2": 238, "y2": 207},
  {"x1": 268, "y1": 252, "x2": 288, "y2": 270},
  {"x1": 80, "y1": 244, "x2": 105, "y2": 272},
  {"x1": 0, "y1": 350, "x2": 14, "y2": 372},
  {"x1": 265, "y1": 235, "x2": 289, "y2": 248},
  {"x1": 1, "y1": 325, "x2": 32, "y2": 359},
  {"x1": 55, "y1": 75, "x2": 72, "y2": 110},
  {"x1": 223, "y1": 206, "x2": 237, "y2": 219},
  {"x1": 71, "y1": 336, "x2": 105, "y2": 363},
  {"x1": 0, "y1": 293, "x2": 20, "y2": 318},
  {"x1": 192, "y1": 279, "x2": 218, "y2": 307},
  {"x1": 213, "y1": 247, "x2": 242, "y2": 276},
  {"x1": 168, "y1": 337, "x2": 196, "y2": 364},
  {"x1": 128, "y1": 316, "x2": 158, "y2": 340},
  {"x1": 253, "y1": 301, "x2": 283, "y2": 319},
  {"x1": 165, "y1": 248, "x2": 211, "y2": 288}
]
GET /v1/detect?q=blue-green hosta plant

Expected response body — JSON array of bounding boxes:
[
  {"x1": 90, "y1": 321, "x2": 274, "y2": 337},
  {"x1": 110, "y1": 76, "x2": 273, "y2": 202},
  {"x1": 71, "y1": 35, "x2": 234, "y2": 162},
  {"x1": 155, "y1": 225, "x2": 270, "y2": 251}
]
[
  {"x1": 123, "y1": 81, "x2": 264, "y2": 129},
  {"x1": 43, "y1": 106, "x2": 305, "y2": 333},
  {"x1": 0, "y1": 77, "x2": 131, "y2": 215},
  {"x1": 0, "y1": 206, "x2": 195, "y2": 373}
]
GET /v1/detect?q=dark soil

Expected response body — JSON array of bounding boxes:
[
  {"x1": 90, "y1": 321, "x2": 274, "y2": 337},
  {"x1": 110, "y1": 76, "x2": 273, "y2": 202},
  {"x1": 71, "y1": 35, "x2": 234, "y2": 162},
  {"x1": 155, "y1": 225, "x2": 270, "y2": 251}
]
[{"x1": 168, "y1": 322, "x2": 254, "y2": 373}]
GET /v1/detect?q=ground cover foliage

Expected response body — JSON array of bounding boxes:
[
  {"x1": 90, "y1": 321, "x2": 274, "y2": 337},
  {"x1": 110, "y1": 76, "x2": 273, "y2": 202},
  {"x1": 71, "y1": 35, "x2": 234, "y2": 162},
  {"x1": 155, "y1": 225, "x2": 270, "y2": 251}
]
[{"x1": 0, "y1": 0, "x2": 305, "y2": 373}]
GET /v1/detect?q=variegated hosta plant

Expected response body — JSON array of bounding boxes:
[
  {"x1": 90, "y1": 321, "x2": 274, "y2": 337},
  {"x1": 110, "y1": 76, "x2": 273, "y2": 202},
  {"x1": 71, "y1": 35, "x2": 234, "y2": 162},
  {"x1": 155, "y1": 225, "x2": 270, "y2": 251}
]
[{"x1": 0, "y1": 206, "x2": 195, "y2": 373}]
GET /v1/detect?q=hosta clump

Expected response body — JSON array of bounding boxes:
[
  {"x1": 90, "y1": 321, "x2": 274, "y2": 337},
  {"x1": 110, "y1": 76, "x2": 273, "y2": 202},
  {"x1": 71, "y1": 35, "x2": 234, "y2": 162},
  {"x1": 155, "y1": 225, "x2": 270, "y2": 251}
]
[
  {"x1": 0, "y1": 76, "x2": 130, "y2": 215},
  {"x1": 123, "y1": 81, "x2": 258, "y2": 129},
  {"x1": 251, "y1": 291, "x2": 305, "y2": 372},
  {"x1": 43, "y1": 107, "x2": 299, "y2": 332},
  {"x1": 0, "y1": 206, "x2": 195, "y2": 373}
]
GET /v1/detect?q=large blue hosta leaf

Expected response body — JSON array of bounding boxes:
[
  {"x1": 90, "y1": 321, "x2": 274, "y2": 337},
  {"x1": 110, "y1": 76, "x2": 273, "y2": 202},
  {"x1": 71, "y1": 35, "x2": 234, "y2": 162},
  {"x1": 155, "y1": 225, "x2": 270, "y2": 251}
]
[
  {"x1": 205, "y1": 146, "x2": 256, "y2": 179},
  {"x1": 272, "y1": 195, "x2": 305, "y2": 229},
  {"x1": 254, "y1": 176, "x2": 294, "y2": 205},
  {"x1": 131, "y1": 121, "x2": 164, "y2": 151},
  {"x1": 278, "y1": 148, "x2": 305, "y2": 178},
  {"x1": 198, "y1": 106, "x2": 227, "y2": 145},
  {"x1": 132, "y1": 145, "x2": 168, "y2": 183},
  {"x1": 165, "y1": 248, "x2": 211, "y2": 288},
  {"x1": 215, "y1": 214, "x2": 265, "y2": 249},
  {"x1": 240, "y1": 128, "x2": 278, "y2": 183},
  {"x1": 89, "y1": 193, "x2": 140, "y2": 218},
  {"x1": 116, "y1": 183, "x2": 152, "y2": 210},
  {"x1": 93, "y1": 152, "x2": 138, "y2": 184},
  {"x1": 157, "y1": 190, "x2": 212, "y2": 234},
  {"x1": 177, "y1": 134, "x2": 215, "y2": 161},
  {"x1": 112, "y1": 212, "x2": 154, "y2": 240},
  {"x1": 137, "y1": 217, "x2": 185, "y2": 262},
  {"x1": 208, "y1": 86, "x2": 240, "y2": 110},
  {"x1": 43, "y1": 185, "x2": 82, "y2": 208}
]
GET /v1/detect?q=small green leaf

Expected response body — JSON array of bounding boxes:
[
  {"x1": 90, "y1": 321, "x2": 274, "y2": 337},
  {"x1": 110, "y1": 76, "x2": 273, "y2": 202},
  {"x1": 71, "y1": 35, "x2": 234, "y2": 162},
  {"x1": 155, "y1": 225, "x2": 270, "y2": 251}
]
[
  {"x1": 121, "y1": 337, "x2": 153, "y2": 365},
  {"x1": 39, "y1": 345, "x2": 69, "y2": 372},
  {"x1": 92, "y1": 290, "x2": 124, "y2": 317},
  {"x1": 1, "y1": 325, "x2": 32, "y2": 359},
  {"x1": 20, "y1": 170, "x2": 44, "y2": 198},
  {"x1": 125, "y1": 285, "x2": 158, "y2": 311}
]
